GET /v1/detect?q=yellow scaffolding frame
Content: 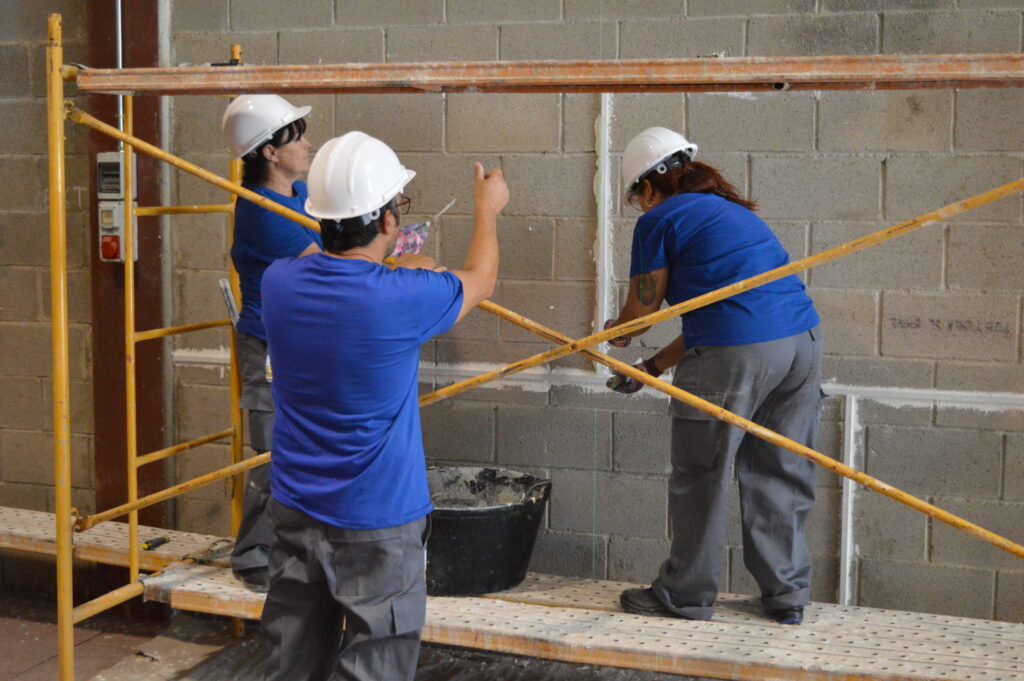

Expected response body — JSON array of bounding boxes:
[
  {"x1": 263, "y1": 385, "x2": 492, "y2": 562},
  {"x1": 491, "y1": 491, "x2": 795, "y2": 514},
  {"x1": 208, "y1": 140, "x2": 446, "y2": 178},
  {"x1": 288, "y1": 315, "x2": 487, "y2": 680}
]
[{"x1": 43, "y1": 12, "x2": 1024, "y2": 680}]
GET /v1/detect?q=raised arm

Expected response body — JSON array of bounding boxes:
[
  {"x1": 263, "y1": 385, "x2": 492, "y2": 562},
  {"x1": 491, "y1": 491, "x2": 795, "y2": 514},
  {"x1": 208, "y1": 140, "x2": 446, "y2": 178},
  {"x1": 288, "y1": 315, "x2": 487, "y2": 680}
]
[{"x1": 448, "y1": 163, "x2": 509, "y2": 322}]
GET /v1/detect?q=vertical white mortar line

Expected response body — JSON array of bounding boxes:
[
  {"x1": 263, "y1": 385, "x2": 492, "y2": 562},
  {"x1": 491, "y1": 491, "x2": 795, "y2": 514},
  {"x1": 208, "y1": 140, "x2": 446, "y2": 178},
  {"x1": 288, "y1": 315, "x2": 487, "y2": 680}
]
[
  {"x1": 839, "y1": 394, "x2": 860, "y2": 606},
  {"x1": 595, "y1": 93, "x2": 614, "y2": 375}
]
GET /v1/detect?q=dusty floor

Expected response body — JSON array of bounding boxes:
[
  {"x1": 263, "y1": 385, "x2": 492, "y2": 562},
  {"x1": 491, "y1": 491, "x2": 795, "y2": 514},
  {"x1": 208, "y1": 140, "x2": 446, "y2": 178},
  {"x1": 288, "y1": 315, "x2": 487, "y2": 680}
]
[
  {"x1": 0, "y1": 588, "x2": 694, "y2": 680},
  {"x1": 0, "y1": 588, "x2": 165, "y2": 681}
]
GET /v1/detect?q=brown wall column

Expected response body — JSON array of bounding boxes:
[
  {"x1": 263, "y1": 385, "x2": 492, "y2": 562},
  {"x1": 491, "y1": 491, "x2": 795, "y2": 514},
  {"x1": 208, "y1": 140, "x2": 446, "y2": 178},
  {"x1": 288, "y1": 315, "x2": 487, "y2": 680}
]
[{"x1": 86, "y1": 0, "x2": 165, "y2": 526}]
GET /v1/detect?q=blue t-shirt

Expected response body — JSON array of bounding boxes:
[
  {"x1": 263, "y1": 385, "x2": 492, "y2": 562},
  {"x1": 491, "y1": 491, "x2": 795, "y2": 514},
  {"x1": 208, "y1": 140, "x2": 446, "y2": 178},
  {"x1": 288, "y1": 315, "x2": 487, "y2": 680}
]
[
  {"x1": 261, "y1": 253, "x2": 464, "y2": 530},
  {"x1": 231, "y1": 181, "x2": 322, "y2": 340},
  {"x1": 630, "y1": 192, "x2": 818, "y2": 347}
]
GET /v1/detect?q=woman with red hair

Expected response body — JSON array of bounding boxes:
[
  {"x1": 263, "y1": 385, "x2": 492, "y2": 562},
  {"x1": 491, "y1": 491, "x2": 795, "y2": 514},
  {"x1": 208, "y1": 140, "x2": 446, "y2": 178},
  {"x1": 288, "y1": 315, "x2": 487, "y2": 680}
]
[{"x1": 608, "y1": 127, "x2": 822, "y2": 625}]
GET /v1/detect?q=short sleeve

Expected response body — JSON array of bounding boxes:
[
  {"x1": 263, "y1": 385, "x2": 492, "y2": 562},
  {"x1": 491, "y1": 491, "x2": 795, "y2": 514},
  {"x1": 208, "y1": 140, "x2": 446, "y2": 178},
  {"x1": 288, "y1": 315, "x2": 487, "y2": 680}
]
[
  {"x1": 630, "y1": 213, "x2": 670, "y2": 277},
  {"x1": 253, "y1": 210, "x2": 319, "y2": 258},
  {"x1": 408, "y1": 270, "x2": 465, "y2": 342}
]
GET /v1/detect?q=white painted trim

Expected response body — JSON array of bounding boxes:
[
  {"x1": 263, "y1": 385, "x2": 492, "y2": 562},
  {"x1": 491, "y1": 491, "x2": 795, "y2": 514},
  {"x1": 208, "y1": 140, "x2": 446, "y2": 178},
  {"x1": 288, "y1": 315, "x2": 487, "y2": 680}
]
[
  {"x1": 839, "y1": 395, "x2": 860, "y2": 606},
  {"x1": 594, "y1": 92, "x2": 614, "y2": 376}
]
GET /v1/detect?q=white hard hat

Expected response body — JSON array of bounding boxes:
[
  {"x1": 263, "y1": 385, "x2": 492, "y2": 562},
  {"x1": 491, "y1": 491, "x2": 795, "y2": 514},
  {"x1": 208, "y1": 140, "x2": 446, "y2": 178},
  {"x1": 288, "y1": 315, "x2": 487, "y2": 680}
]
[
  {"x1": 305, "y1": 132, "x2": 416, "y2": 221},
  {"x1": 621, "y1": 127, "x2": 698, "y2": 194},
  {"x1": 222, "y1": 94, "x2": 311, "y2": 159}
]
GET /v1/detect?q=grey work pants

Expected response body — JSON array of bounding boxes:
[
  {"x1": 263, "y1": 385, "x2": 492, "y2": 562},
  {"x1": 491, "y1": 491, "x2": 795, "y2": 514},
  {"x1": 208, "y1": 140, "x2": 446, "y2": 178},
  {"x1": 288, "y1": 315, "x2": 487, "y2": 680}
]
[
  {"x1": 651, "y1": 327, "x2": 822, "y2": 620},
  {"x1": 231, "y1": 333, "x2": 276, "y2": 572},
  {"x1": 262, "y1": 499, "x2": 429, "y2": 681}
]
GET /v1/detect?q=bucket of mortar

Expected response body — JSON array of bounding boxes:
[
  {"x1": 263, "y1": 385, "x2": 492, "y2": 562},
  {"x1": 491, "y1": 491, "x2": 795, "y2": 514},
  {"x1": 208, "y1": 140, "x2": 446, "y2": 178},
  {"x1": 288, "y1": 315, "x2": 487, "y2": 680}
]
[{"x1": 426, "y1": 466, "x2": 551, "y2": 596}]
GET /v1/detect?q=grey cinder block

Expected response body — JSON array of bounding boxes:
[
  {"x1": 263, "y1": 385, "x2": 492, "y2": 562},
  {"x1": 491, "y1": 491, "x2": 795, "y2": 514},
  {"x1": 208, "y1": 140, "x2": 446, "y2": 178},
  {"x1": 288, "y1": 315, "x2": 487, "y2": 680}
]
[
  {"x1": 864, "y1": 424, "x2": 1002, "y2": 498},
  {"x1": 809, "y1": 288, "x2": 879, "y2": 357},
  {"x1": 612, "y1": 411, "x2": 672, "y2": 475},
  {"x1": 883, "y1": 10, "x2": 1021, "y2": 54},
  {"x1": 448, "y1": 94, "x2": 560, "y2": 153},
  {"x1": 608, "y1": 536, "x2": 672, "y2": 583},
  {"x1": 821, "y1": 356, "x2": 935, "y2": 388},
  {"x1": 335, "y1": 0, "x2": 444, "y2": 27},
  {"x1": 690, "y1": 93, "x2": 814, "y2": 152},
  {"x1": 747, "y1": 13, "x2": 878, "y2": 56},
  {"x1": 387, "y1": 24, "x2": 498, "y2": 62},
  {"x1": 280, "y1": 29, "x2": 384, "y2": 65},
  {"x1": 497, "y1": 405, "x2": 612, "y2": 470},
  {"x1": 549, "y1": 469, "x2": 668, "y2": 539},
  {"x1": 421, "y1": 401, "x2": 495, "y2": 463},
  {"x1": 930, "y1": 497, "x2": 1024, "y2": 570},
  {"x1": 230, "y1": 0, "x2": 332, "y2": 31},
  {"x1": 948, "y1": 224, "x2": 1024, "y2": 293},
  {"x1": 885, "y1": 155, "x2": 1022, "y2": 223},
  {"x1": 752, "y1": 155, "x2": 880, "y2": 221},
  {"x1": 880, "y1": 292, "x2": 1018, "y2": 361},
  {"x1": 529, "y1": 529, "x2": 608, "y2": 579},
  {"x1": 501, "y1": 21, "x2": 616, "y2": 61},
  {"x1": 995, "y1": 570, "x2": 1024, "y2": 622},
  {"x1": 852, "y1": 491, "x2": 928, "y2": 561},
  {"x1": 620, "y1": 17, "x2": 744, "y2": 59},
  {"x1": 955, "y1": 89, "x2": 1024, "y2": 152},
  {"x1": 858, "y1": 559, "x2": 994, "y2": 619},
  {"x1": 810, "y1": 221, "x2": 943, "y2": 290}
]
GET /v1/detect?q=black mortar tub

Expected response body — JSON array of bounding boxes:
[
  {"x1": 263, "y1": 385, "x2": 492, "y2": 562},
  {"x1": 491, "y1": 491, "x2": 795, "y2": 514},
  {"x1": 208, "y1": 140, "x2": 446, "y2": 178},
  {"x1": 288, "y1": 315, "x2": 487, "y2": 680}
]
[{"x1": 426, "y1": 466, "x2": 551, "y2": 596}]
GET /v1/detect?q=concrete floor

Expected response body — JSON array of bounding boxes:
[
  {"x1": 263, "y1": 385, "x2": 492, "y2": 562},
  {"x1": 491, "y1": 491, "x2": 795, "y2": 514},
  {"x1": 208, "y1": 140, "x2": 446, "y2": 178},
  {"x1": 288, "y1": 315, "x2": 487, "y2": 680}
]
[
  {"x1": 0, "y1": 587, "x2": 688, "y2": 681},
  {"x1": 0, "y1": 588, "x2": 165, "y2": 681}
]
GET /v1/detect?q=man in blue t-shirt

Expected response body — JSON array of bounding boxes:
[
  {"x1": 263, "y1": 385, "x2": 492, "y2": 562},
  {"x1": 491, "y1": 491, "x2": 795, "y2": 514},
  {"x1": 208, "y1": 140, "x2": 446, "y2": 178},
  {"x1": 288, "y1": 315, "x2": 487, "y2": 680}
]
[{"x1": 260, "y1": 131, "x2": 508, "y2": 681}]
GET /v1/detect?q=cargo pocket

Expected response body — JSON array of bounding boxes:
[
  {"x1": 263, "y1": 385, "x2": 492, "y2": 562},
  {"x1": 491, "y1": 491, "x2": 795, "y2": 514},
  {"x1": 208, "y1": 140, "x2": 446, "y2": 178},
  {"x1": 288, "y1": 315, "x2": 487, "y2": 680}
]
[
  {"x1": 391, "y1": 590, "x2": 426, "y2": 635},
  {"x1": 669, "y1": 391, "x2": 729, "y2": 472}
]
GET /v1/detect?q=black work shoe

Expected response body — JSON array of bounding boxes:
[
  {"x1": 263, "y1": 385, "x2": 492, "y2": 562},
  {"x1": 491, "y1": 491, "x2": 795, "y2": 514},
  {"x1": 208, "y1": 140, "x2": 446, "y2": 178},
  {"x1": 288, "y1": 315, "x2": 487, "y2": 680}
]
[
  {"x1": 233, "y1": 567, "x2": 269, "y2": 593},
  {"x1": 769, "y1": 605, "x2": 804, "y2": 625},
  {"x1": 620, "y1": 588, "x2": 685, "y2": 618}
]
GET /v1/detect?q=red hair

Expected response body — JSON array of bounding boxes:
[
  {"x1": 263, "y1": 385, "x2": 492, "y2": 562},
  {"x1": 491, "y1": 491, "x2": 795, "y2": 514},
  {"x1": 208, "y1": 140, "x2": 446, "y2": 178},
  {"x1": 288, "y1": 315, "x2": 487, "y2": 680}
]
[{"x1": 641, "y1": 161, "x2": 757, "y2": 211}]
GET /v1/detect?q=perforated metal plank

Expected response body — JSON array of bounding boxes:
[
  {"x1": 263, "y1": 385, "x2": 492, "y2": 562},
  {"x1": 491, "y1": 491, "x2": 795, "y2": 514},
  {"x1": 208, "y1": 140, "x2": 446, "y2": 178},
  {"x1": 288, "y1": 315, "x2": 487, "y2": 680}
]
[
  {"x1": 140, "y1": 564, "x2": 1024, "y2": 681},
  {"x1": 0, "y1": 506, "x2": 229, "y2": 571}
]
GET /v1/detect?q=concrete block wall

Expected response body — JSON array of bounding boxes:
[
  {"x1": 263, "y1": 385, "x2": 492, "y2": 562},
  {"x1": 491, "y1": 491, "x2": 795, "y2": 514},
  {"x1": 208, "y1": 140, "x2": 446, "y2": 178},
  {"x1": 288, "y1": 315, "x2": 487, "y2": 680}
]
[
  {"x1": 0, "y1": 0, "x2": 94, "y2": 553},
  {"x1": 0, "y1": 0, "x2": 1018, "y2": 618},
  {"x1": 162, "y1": 1, "x2": 1024, "y2": 622}
]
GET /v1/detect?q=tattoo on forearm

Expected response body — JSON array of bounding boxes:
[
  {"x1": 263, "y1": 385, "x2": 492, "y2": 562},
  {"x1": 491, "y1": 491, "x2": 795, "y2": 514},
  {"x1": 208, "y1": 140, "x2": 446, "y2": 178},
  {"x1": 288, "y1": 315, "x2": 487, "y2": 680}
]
[{"x1": 637, "y1": 272, "x2": 657, "y2": 306}]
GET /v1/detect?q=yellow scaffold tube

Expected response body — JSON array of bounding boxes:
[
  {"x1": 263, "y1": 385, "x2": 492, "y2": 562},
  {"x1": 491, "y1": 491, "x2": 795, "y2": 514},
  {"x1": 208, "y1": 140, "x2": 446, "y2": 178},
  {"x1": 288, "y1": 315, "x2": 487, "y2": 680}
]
[
  {"x1": 46, "y1": 14, "x2": 74, "y2": 681},
  {"x1": 419, "y1": 177, "x2": 1024, "y2": 406}
]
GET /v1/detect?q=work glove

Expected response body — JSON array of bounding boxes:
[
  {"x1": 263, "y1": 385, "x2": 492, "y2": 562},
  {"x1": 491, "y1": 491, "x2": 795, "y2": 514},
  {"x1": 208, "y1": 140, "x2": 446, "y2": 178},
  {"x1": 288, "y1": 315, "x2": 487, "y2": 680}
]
[
  {"x1": 606, "y1": 357, "x2": 662, "y2": 394},
  {"x1": 391, "y1": 222, "x2": 430, "y2": 257},
  {"x1": 603, "y1": 319, "x2": 632, "y2": 348}
]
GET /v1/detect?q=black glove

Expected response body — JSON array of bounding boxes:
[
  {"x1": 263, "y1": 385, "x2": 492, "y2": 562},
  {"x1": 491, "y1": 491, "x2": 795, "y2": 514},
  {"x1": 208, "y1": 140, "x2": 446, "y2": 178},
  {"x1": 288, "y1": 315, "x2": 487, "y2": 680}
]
[
  {"x1": 603, "y1": 319, "x2": 631, "y2": 348},
  {"x1": 606, "y1": 357, "x2": 662, "y2": 394}
]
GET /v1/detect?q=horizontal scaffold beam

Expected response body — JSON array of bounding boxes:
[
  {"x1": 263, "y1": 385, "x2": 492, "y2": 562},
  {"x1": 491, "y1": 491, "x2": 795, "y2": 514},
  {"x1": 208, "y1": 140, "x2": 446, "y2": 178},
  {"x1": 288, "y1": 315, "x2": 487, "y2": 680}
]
[{"x1": 75, "y1": 53, "x2": 1024, "y2": 96}]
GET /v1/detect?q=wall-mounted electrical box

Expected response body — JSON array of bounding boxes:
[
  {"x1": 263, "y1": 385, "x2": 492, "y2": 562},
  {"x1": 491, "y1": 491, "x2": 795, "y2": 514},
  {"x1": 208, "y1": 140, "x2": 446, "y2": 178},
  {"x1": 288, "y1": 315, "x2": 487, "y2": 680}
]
[{"x1": 96, "y1": 151, "x2": 138, "y2": 263}]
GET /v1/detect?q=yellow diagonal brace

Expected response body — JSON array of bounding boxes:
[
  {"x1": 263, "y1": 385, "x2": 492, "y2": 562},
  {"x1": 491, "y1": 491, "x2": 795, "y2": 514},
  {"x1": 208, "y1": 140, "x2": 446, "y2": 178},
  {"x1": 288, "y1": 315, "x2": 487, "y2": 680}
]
[
  {"x1": 478, "y1": 300, "x2": 1024, "y2": 561},
  {"x1": 421, "y1": 177, "x2": 1024, "y2": 406}
]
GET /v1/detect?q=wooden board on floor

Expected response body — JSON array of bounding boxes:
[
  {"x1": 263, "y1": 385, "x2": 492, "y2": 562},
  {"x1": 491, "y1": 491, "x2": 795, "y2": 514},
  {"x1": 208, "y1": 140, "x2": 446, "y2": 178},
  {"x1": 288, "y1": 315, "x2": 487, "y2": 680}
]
[
  {"x1": 0, "y1": 505, "x2": 230, "y2": 571},
  {"x1": 140, "y1": 563, "x2": 1024, "y2": 681}
]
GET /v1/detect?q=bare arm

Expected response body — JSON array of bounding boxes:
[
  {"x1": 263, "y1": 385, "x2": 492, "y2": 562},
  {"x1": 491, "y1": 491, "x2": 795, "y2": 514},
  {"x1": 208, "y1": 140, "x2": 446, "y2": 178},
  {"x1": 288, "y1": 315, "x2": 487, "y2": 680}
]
[
  {"x1": 612, "y1": 267, "x2": 669, "y2": 337},
  {"x1": 297, "y1": 241, "x2": 321, "y2": 257},
  {"x1": 649, "y1": 335, "x2": 686, "y2": 374},
  {"x1": 389, "y1": 253, "x2": 436, "y2": 270},
  {"x1": 448, "y1": 163, "x2": 509, "y2": 322}
]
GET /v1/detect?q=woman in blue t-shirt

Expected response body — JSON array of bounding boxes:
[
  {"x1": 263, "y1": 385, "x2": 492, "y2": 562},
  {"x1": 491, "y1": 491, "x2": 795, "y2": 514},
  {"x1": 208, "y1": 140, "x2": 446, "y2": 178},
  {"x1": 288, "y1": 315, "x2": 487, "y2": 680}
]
[
  {"x1": 221, "y1": 94, "x2": 323, "y2": 591},
  {"x1": 608, "y1": 127, "x2": 822, "y2": 625}
]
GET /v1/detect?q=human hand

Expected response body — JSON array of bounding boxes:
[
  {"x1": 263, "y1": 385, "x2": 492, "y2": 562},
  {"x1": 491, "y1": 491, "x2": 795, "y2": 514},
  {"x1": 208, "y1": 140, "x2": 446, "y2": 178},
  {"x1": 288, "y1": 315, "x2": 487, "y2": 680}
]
[
  {"x1": 606, "y1": 357, "x2": 662, "y2": 394},
  {"x1": 391, "y1": 224, "x2": 428, "y2": 256},
  {"x1": 473, "y1": 162, "x2": 509, "y2": 218},
  {"x1": 603, "y1": 319, "x2": 631, "y2": 348}
]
